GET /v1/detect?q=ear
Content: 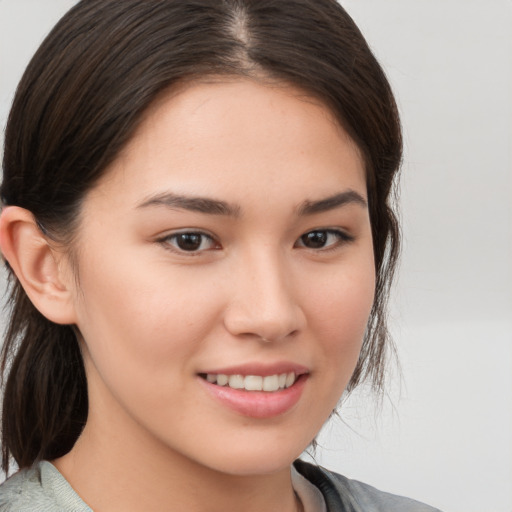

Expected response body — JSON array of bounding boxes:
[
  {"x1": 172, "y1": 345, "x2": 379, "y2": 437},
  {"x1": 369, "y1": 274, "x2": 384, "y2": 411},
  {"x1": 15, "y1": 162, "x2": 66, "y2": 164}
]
[{"x1": 0, "y1": 206, "x2": 78, "y2": 325}]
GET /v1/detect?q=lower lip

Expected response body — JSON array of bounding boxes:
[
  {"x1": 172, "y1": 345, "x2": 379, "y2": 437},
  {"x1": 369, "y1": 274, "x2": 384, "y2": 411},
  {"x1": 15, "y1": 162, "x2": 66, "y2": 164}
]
[{"x1": 199, "y1": 374, "x2": 308, "y2": 419}]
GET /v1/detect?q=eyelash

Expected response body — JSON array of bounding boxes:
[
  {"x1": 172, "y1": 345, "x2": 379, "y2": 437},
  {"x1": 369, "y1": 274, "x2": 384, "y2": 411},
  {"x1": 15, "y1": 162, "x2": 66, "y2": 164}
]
[
  {"x1": 294, "y1": 229, "x2": 354, "y2": 252},
  {"x1": 157, "y1": 228, "x2": 354, "y2": 255},
  {"x1": 158, "y1": 231, "x2": 220, "y2": 255}
]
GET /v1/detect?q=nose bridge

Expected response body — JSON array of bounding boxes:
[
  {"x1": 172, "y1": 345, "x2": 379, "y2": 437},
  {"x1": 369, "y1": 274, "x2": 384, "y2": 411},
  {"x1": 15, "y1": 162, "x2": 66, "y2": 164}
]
[{"x1": 224, "y1": 245, "x2": 304, "y2": 342}]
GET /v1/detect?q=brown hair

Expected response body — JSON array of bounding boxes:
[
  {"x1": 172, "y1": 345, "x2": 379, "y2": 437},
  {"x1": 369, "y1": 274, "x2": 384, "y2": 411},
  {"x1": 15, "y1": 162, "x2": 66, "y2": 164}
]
[{"x1": 1, "y1": 0, "x2": 401, "y2": 473}]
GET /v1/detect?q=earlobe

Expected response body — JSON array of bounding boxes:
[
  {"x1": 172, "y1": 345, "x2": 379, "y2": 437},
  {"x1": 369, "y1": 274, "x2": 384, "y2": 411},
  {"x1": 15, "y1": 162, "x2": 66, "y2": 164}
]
[{"x1": 0, "y1": 206, "x2": 78, "y2": 325}]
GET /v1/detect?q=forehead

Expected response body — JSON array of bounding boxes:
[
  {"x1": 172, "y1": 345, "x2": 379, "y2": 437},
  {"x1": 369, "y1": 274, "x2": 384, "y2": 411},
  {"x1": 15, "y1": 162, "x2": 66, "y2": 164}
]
[{"x1": 92, "y1": 78, "x2": 366, "y2": 208}]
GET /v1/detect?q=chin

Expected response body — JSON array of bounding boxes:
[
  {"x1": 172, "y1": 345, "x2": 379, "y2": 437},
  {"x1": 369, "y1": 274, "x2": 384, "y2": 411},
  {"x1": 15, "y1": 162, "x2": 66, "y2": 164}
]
[
  {"x1": 192, "y1": 433, "x2": 312, "y2": 477},
  {"x1": 211, "y1": 455, "x2": 297, "y2": 477}
]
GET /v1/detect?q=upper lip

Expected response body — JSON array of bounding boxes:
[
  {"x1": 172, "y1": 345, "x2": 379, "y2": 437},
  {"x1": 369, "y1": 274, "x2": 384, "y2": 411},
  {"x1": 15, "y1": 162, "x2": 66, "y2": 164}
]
[{"x1": 199, "y1": 362, "x2": 309, "y2": 377}]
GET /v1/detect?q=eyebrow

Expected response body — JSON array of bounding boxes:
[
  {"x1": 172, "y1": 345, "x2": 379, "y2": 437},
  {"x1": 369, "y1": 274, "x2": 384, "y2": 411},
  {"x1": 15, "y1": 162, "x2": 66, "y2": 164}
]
[
  {"x1": 297, "y1": 190, "x2": 367, "y2": 215},
  {"x1": 137, "y1": 189, "x2": 367, "y2": 217},
  {"x1": 137, "y1": 192, "x2": 241, "y2": 217}
]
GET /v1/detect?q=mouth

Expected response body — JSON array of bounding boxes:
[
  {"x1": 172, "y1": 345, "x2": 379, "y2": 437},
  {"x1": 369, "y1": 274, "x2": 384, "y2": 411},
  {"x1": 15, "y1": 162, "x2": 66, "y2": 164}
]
[
  {"x1": 198, "y1": 369, "x2": 308, "y2": 418},
  {"x1": 199, "y1": 372, "x2": 297, "y2": 392}
]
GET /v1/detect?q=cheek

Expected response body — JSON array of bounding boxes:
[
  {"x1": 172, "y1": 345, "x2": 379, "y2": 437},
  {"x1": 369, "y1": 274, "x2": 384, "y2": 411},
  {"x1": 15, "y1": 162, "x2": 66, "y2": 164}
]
[
  {"x1": 296, "y1": 263, "x2": 375, "y2": 426},
  {"x1": 306, "y1": 263, "x2": 375, "y2": 365},
  {"x1": 73, "y1": 250, "x2": 226, "y2": 374},
  {"x1": 73, "y1": 260, "x2": 229, "y2": 427}
]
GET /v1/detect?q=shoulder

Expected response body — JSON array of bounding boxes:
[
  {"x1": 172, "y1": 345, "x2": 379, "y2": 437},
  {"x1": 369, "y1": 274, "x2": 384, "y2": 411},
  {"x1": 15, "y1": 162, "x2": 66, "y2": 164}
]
[
  {"x1": 0, "y1": 461, "x2": 91, "y2": 512},
  {"x1": 0, "y1": 463, "x2": 56, "y2": 512},
  {"x1": 293, "y1": 460, "x2": 443, "y2": 512}
]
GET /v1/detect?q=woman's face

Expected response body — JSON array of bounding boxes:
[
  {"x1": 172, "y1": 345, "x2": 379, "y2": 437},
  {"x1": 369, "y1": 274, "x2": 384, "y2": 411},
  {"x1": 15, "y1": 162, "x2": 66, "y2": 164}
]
[{"x1": 68, "y1": 79, "x2": 375, "y2": 475}]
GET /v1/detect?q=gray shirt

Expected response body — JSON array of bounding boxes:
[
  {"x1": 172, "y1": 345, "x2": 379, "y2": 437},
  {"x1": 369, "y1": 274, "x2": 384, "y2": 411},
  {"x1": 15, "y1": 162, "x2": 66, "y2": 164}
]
[{"x1": 0, "y1": 459, "x2": 442, "y2": 511}]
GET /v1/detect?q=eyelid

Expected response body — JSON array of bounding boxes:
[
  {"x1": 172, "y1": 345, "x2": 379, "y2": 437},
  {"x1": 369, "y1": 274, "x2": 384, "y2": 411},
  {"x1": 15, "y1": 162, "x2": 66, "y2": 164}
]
[
  {"x1": 294, "y1": 228, "x2": 354, "y2": 251},
  {"x1": 156, "y1": 229, "x2": 221, "y2": 255},
  {"x1": 155, "y1": 227, "x2": 353, "y2": 256}
]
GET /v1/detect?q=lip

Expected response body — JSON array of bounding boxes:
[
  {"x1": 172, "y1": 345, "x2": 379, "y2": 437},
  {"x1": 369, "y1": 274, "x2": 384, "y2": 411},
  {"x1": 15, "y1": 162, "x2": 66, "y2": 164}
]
[{"x1": 197, "y1": 363, "x2": 309, "y2": 419}]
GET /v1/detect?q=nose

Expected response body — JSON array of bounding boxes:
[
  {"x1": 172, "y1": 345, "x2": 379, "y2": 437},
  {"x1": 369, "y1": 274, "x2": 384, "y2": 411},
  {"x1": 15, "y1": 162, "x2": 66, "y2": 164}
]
[{"x1": 223, "y1": 250, "x2": 306, "y2": 343}]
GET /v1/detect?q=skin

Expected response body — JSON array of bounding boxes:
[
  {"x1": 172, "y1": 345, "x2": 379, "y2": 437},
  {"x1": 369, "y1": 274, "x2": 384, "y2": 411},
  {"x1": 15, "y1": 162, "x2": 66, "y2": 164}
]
[{"x1": 2, "y1": 79, "x2": 376, "y2": 511}]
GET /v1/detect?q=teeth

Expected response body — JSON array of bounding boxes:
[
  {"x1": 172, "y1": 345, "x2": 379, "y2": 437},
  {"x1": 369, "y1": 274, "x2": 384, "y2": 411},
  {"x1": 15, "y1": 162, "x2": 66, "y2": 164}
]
[
  {"x1": 285, "y1": 372, "x2": 295, "y2": 388},
  {"x1": 244, "y1": 375, "x2": 263, "y2": 391},
  {"x1": 263, "y1": 374, "x2": 279, "y2": 392},
  {"x1": 205, "y1": 372, "x2": 297, "y2": 392},
  {"x1": 228, "y1": 374, "x2": 244, "y2": 389},
  {"x1": 216, "y1": 374, "x2": 229, "y2": 386}
]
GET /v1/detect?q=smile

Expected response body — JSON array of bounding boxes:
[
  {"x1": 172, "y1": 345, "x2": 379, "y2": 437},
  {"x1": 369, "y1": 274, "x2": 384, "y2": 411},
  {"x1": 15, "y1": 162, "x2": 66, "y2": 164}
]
[
  {"x1": 202, "y1": 372, "x2": 297, "y2": 392},
  {"x1": 199, "y1": 370, "x2": 308, "y2": 418}
]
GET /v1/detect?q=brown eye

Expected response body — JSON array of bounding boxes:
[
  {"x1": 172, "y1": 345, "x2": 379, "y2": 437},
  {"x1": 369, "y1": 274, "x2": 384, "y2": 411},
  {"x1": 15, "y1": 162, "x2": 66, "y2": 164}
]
[
  {"x1": 162, "y1": 232, "x2": 219, "y2": 253},
  {"x1": 175, "y1": 233, "x2": 203, "y2": 251},
  {"x1": 296, "y1": 229, "x2": 353, "y2": 250},
  {"x1": 301, "y1": 231, "x2": 328, "y2": 248}
]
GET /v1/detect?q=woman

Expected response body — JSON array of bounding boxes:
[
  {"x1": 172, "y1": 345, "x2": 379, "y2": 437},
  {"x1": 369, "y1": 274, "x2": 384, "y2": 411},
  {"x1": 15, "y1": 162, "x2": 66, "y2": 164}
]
[{"x1": 0, "y1": 0, "x2": 441, "y2": 510}]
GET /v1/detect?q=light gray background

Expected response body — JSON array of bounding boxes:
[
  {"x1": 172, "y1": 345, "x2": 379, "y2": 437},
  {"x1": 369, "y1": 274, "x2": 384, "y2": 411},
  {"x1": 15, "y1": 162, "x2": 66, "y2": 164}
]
[{"x1": 1, "y1": 2, "x2": 511, "y2": 511}]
